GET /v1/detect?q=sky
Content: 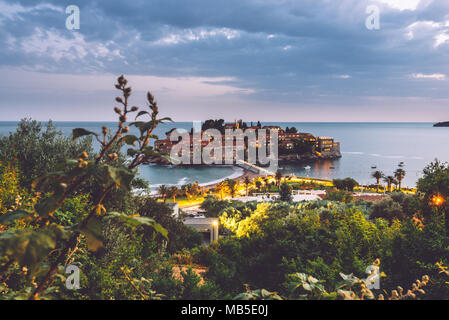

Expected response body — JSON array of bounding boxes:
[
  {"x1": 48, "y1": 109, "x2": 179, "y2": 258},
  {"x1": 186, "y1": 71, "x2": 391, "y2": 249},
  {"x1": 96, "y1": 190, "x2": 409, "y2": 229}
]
[{"x1": 0, "y1": 0, "x2": 448, "y2": 122}]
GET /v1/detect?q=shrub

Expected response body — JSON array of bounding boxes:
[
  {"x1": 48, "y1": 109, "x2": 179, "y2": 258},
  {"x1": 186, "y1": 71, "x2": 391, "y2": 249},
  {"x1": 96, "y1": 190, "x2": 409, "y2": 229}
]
[
  {"x1": 333, "y1": 178, "x2": 359, "y2": 191},
  {"x1": 279, "y1": 182, "x2": 292, "y2": 202},
  {"x1": 0, "y1": 119, "x2": 93, "y2": 190},
  {"x1": 370, "y1": 198, "x2": 405, "y2": 222},
  {"x1": 324, "y1": 189, "x2": 354, "y2": 203}
]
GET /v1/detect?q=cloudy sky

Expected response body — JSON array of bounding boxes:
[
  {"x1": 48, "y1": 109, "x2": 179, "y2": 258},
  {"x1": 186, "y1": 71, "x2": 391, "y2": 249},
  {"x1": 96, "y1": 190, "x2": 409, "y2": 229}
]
[{"x1": 0, "y1": 0, "x2": 448, "y2": 122}]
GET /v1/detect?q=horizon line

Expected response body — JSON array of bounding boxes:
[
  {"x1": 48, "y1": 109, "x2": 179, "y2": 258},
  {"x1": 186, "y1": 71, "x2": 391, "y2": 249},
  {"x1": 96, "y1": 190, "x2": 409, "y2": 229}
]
[{"x1": 0, "y1": 120, "x2": 441, "y2": 124}]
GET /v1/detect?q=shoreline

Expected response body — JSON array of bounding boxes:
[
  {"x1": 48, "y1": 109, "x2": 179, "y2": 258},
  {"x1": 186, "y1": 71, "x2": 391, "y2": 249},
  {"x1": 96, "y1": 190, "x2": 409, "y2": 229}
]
[
  {"x1": 200, "y1": 167, "x2": 261, "y2": 191},
  {"x1": 141, "y1": 165, "x2": 259, "y2": 195}
]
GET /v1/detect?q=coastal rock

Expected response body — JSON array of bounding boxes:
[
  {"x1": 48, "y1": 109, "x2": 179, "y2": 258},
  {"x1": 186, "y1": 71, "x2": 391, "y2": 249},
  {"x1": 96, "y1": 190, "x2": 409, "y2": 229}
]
[
  {"x1": 144, "y1": 150, "x2": 342, "y2": 166},
  {"x1": 143, "y1": 156, "x2": 172, "y2": 165},
  {"x1": 278, "y1": 150, "x2": 341, "y2": 162},
  {"x1": 434, "y1": 121, "x2": 449, "y2": 127}
]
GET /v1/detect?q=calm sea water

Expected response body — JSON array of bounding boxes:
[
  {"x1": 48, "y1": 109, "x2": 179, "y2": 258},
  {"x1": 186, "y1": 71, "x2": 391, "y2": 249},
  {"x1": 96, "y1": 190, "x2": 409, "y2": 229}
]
[{"x1": 1, "y1": 121, "x2": 448, "y2": 188}]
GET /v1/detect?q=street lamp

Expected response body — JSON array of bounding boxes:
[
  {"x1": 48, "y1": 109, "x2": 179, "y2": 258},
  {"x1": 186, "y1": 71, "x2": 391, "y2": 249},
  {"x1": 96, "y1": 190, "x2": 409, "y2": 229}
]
[
  {"x1": 432, "y1": 194, "x2": 445, "y2": 207},
  {"x1": 211, "y1": 220, "x2": 219, "y2": 242}
]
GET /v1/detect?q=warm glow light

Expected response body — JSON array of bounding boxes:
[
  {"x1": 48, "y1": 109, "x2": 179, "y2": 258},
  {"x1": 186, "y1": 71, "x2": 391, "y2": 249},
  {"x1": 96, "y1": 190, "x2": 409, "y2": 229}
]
[
  {"x1": 432, "y1": 195, "x2": 445, "y2": 206},
  {"x1": 212, "y1": 221, "x2": 218, "y2": 227}
]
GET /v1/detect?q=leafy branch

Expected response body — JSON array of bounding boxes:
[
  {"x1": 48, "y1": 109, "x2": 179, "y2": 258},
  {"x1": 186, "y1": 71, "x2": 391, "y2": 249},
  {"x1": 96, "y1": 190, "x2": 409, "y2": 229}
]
[{"x1": 0, "y1": 75, "x2": 171, "y2": 299}]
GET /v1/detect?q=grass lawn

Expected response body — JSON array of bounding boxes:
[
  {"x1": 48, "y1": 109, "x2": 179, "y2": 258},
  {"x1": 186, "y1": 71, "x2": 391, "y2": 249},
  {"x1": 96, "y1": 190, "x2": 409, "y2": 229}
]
[{"x1": 160, "y1": 196, "x2": 206, "y2": 208}]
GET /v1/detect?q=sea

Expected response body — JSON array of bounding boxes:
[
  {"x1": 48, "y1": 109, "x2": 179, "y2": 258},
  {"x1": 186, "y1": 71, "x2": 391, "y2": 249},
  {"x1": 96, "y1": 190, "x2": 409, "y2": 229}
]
[{"x1": 1, "y1": 121, "x2": 448, "y2": 189}]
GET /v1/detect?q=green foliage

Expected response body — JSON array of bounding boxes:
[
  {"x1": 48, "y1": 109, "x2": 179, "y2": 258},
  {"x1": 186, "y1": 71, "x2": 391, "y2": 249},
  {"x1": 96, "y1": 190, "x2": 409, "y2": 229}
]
[
  {"x1": 418, "y1": 160, "x2": 449, "y2": 199},
  {"x1": 0, "y1": 225, "x2": 70, "y2": 273},
  {"x1": 234, "y1": 288, "x2": 283, "y2": 300},
  {"x1": 333, "y1": 178, "x2": 359, "y2": 191},
  {"x1": 2, "y1": 85, "x2": 449, "y2": 302},
  {"x1": 225, "y1": 179, "x2": 239, "y2": 198},
  {"x1": 324, "y1": 189, "x2": 354, "y2": 203},
  {"x1": 54, "y1": 195, "x2": 91, "y2": 226},
  {"x1": 178, "y1": 268, "x2": 222, "y2": 300},
  {"x1": 183, "y1": 182, "x2": 203, "y2": 201},
  {"x1": 0, "y1": 162, "x2": 22, "y2": 213},
  {"x1": 286, "y1": 273, "x2": 329, "y2": 299},
  {"x1": 372, "y1": 170, "x2": 384, "y2": 187},
  {"x1": 370, "y1": 198, "x2": 405, "y2": 222},
  {"x1": 136, "y1": 197, "x2": 202, "y2": 252},
  {"x1": 279, "y1": 182, "x2": 292, "y2": 202},
  {"x1": 0, "y1": 76, "x2": 170, "y2": 300},
  {"x1": 197, "y1": 200, "x2": 401, "y2": 296},
  {"x1": 0, "y1": 119, "x2": 93, "y2": 190},
  {"x1": 195, "y1": 186, "x2": 449, "y2": 299},
  {"x1": 200, "y1": 195, "x2": 255, "y2": 218}
]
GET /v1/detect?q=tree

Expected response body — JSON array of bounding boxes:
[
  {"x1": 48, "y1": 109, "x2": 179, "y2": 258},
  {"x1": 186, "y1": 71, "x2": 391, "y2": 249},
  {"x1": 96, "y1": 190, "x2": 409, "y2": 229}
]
[
  {"x1": 417, "y1": 159, "x2": 449, "y2": 231},
  {"x1": 370, "y1": 198, "x2": 405, "y2": 222},
  {"x1": 394, "y1": 168, "x2": 406, "y2": 190},
  {"x1": 392, "y1": 177, "x2": 399, "y2": 190},
  {"x1": 168, "y1": 186, "x2": 179, "y2": 202},
  {"x1": 185, "y1": 182, "x2": 202, "y2": 200},
  {"x1": 200, "y1": 195, "x2": 232, "y2": 217},
  {"x1": 279, "y1": 182, "x2": 292, "y2": 202},
  {"x1": 294, "y1": 139, "x2": 314, "y2": 154},
  {"x1": 0, "y1": 119, "x2": 93, "y2": 190},
  {"x1": 255, "y1": 179, "x2": 262, "y2": 193},
  {"x1": 372, "y1": 171, "x2": 384, "y2": 192},
  {"x1": 158, "y1": 185, "x2": 169, "y2": 202},
  {"x1": 0, "y1": 75, "x2": 170, "y2": 299},
  {"x1": 243, "y1": 176, "x2": 251, "y2": 196},
  {"x1": 214, "y1": 181, "x2": 229, "y2": 200},
  {"x1": 324, "y1": 189, "x2": 353, "y2": 203},
  {"x1": 333, "y1": 178, "x2": 358, "y2": 191},
  {"x1": 225, "y1": 178, "x2": 239, "y2": 198},
  {"x1": 202, "y1": 119, "x2": 226, "y2": 134},
  {"x1": 275, "y1": 169, "x2": 283, "y2": 187},
  {"x1": 0, "y1": 161, "x2": 29, "y2": 214},
  {"x1": 417, "y1": 160, "x2": 449, "y2": 199},
  {"x1": 383, "y1": 176, "x2": 394, "y2": 192},
  {"x1": 137, "y1": 197, "x2": 202, "y2": 252},
  {"x1": 263, "y1": 177, "x2": 269, "y2": 192}
]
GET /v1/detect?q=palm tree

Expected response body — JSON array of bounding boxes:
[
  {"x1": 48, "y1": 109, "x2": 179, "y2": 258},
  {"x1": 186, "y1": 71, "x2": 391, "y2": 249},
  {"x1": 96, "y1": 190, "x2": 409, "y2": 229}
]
[
  {"x1": 372, "y1": 171, "x2": 384, "y2": 192},
  {"x1": 266, "y1": 181, "x2": 273, "y2": 193},
  {"x1": 158, "y1": 184, "x2": 168, "y2": 202},
  {"x1": 392, "y1": 178, "x2": 399, "y2": 191},
  {"x1": 185, "y1": 182, "x2": 201, "y2": 200},
  {"x1": 243, "y1": 176, "x2": 251, "y2": 196},
  {"x1": 215, "y1": 181, "x2": 229, "y2": 200},
  {"x1": 254, "y1": 179, "x2": 262, "y2": 192},
  {"x1": 225, "y1": 178, "x2": 239, "y2": 198},
  {"x1": 263, "y1": 177, "x2": 269, "y2": 193},
  {"x1": 275, "y1": 169, "x2": 283, "y2": 187},
  {"x1": 394, "y1": 168, "x2": 406, "y2": 190},
  {"x1": 383, "y1": 176, "x2": 394, "y2": 192},
  {"x1": 168, "y1": 186, "x2": 179, "y2": 202}
]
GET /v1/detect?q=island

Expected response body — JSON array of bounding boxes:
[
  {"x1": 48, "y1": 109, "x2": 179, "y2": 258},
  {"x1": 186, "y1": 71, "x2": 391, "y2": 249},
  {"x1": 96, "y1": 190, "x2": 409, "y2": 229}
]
[
  {"x1": 434, "y1": 121, "x2": 449, "y2": 127},
  {"x1": 151, "y1": 119, "x2": 341, "y2": 165}
]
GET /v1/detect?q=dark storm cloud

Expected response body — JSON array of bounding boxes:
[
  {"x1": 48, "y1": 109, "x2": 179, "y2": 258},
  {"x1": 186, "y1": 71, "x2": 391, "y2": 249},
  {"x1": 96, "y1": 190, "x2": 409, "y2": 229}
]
[{"x1": 0, "y1": 0, "x2": 448, "y2": 121}]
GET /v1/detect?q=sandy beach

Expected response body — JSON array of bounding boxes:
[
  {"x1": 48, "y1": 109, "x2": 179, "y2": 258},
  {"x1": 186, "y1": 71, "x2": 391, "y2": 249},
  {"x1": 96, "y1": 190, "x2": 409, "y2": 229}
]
[{"x1": 200, "y1": 167, "x2": 262, "y2": 191}]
